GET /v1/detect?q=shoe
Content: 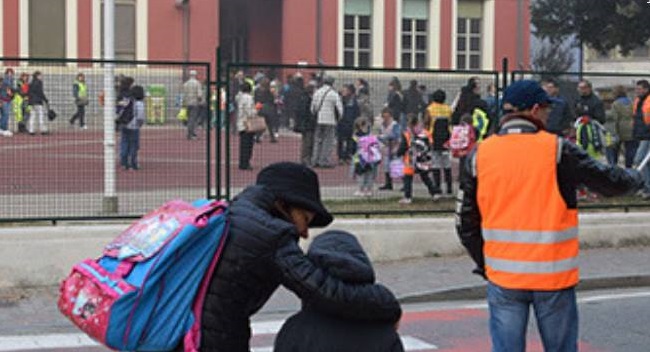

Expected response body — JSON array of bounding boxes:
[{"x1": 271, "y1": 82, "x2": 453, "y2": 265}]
[
  {"x1": 187, "y1": 135, "x2": 198, "y2": 141},
  {"x1": 131, "y1": 165, "x2": 140, "y2": 171},
  {"x1": 1, "y1": 130, "x2": 13, "y2": 137},
  {"x1": 41, "y1": 131, "x2": 50, "y2": 136},
  {"x1": 378, "y1": 184, "x2": 393, "y2": 191},
  {"x1": 353, "y1": 190, "x2": 365, "y2": 197},
  {"x1": 239, "y1": 165, "x2": 253, "y2": 170},
  {"x1": 363, "y1": 190, "x2": 373, "y2": 197},
  {"x1": 432, "y1": 194, "x2": 442, "y2": 201},
  {"x1": 399, "y1": 198, "x2": 412, "y2": 204},
  {"x1": 82, "y1": 125, "x2": 88, "y2": 130},
  {"x1": 29, "y1": 132, "x2": 35, "y2": 136},
  {"x1": 270, "y1": 139, "x2": 278, "y2": 143}
]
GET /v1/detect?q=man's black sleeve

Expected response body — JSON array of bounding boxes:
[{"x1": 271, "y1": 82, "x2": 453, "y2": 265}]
[
  {"x1": 560, "y1": 140, "x2": 643, "y2": 196},
  {"x1": 593, "y1": 99, "x2": 606, "y2": 124},
  {"x1": 455, "y1": 150, "x2": 485, "y2": 275}
]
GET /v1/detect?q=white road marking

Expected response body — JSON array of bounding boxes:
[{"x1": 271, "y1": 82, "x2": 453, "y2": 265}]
[{"x1": 0, "y1": 326, "x2": 436, "y2": 351}]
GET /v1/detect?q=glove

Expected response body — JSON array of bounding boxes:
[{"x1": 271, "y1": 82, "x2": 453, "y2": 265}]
[{"x1": 472, "y1": 267, "x2": 487, "y2": 280}]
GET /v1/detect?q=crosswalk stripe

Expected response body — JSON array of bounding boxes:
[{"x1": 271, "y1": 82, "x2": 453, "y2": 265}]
[{"x1": 0, "y1": 321, "x2": 437, "y2": 351}]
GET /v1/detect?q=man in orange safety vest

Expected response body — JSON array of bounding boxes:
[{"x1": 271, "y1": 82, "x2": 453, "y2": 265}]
[{"x1": 456, "y1": 80, "x2": 643, "y2": 352}]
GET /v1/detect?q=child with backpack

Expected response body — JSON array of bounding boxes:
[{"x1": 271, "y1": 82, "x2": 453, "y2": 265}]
[
  {"x1": 352, "y1": 118, "x2": 381, "y2": 197},
  {"x1": 119, "y1": 85, "x2": 145, "y2": 171},
  {"x1": 425, "y1": 89, "x2": 454, "y2": 196},
  {"x1": 377, "y1": 107, "x2": 402, "y2": 191},
  {"x1": 397, "y1": 114, "x2": 442, "y2": 204}
]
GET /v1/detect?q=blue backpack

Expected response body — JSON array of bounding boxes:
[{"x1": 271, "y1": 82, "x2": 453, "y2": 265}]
[{"x1": 59, "y1": 199, "x2": 229, "y2": 351}]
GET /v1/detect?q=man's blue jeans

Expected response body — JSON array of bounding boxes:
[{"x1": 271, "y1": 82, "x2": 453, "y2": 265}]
[
  {"x1": 0, "y1": 102, "x2": 10, "y2": 131},
  {"x1": 634, "y1": 140, "x2": 650, "y2": 193},
  {"x1": 487, "y1": 282, "x2": 578, "y2": 352}
]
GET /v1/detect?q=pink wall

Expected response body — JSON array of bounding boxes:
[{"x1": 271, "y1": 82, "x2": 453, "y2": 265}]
[
  {"x1": 384, "y1": 0, "x2": 397, "y2": 67},
  {"x1": 281, "y1": 0, "x2": 317, "y2": 64},
  {"x1": 320, "y1": 0, "x2": 338, "y2": 65},
  {"x1": 494, "y1": 0, "x2": 530, "y2": 70},
  {"x1": 148, "y1": 2, "x2": 183, "y2": 61},
  {"x1": 188, "y1": 0, "x2": 218, "y2": 65},
  {"x1": 3, "y1": 0, "x2": 19, "y2": 58},
  {"x1": 78, "y1": 0, "x2": 92, "y2": 60},
  {"x1": 248, "y1": 0, "x2": 282, "y2": 63},
  {"x1": 439, "y1": 0, "x2": 453, "y2": 69}
]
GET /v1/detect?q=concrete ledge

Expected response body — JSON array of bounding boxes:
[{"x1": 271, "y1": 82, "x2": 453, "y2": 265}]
[{"x1": 1, "y1": 212, "x2": 650, "y2": 288}]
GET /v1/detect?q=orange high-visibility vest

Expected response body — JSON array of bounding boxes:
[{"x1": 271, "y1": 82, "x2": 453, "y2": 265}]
[
  {"x1": 476, "y1": 130, "x2": 579, "y2": 291},
  {"x1": 633, "y1": 96, "x2": 650, "y2": 125}
]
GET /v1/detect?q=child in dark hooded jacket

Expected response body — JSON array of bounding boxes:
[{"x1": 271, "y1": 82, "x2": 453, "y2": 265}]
[{"x1": 274, "y1": 230, "x2": 404, "y2": 352}]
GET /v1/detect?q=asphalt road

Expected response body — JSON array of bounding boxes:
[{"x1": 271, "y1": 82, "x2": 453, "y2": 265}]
[{"x1": 1, "y1": 287, "x2": 648, "y2": 352}]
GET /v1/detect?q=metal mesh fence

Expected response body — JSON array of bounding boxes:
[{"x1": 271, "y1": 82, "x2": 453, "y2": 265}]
[
  {"x1": 0, "y1": 58, "x2": 211, "y2": 220},
  {"x1": 222, "y1": 63, "x2": 499, "y2": 214}
]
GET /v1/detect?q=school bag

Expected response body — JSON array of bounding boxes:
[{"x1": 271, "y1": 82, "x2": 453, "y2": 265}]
[
  {"x1": 575, "y1": 116, "x2": 606, "y2": 157},
  {"x1": 354, "y1": 135, "x2": 382, "y2": 174},
  {"x1": 410, "y1": 130, "x2": 433, "y2": 171},
  {"x1": 58, "y1": 199, "x2": 229, "y2": 352},
  {"x1": 446, "y1": 122, "x2": 476, "y2": 158},
  {"x1": 116, "y1": 97, "x2": 135, "y2": 125}
]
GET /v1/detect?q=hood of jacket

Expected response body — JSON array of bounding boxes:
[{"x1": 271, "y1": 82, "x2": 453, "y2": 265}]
[{"x1": 307, "y1": 231, "x2": 375, "y2": 284}]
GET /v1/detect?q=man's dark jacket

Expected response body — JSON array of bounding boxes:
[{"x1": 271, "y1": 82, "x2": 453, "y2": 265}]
[
  {"x1": 28, "y1": 78, "x2": 47, "y2": 106},
  {"x1": 274, "y1": 231, "x2": 404, "y2": 352},
  {"x1": 546, "y1": 96, "x2": 574, "y2": 135},
  {"x1": 575, "y1": 93, "x2": 606, "y2": 124},
  {"x1": 199, "y1": 186, "x2": 401, "y2": 351},
  {"x1": 456, "y1": 117, "x2": 643, "y2": 274}
]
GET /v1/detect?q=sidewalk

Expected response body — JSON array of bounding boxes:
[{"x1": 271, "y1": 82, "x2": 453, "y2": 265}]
[{"x1": 1, "y1": 246, "x2": 647, "y2": 336}]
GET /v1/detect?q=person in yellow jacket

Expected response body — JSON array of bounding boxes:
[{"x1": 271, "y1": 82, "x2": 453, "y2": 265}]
[
  {"x1": 456, "y1": 80, "x2": 643, "y2": 352},
  {"x1": 70, "y1": 73, "x2": 89, "y2": 129}
]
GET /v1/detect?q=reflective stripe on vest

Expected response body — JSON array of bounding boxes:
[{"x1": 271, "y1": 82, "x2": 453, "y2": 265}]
[{"x1": 477, "y1": 130, "x2": 579, "y2": 291}]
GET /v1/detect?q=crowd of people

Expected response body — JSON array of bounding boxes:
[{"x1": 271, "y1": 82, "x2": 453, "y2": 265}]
[
  {"x1": 231, "y1": 69, "x2": 650, "y2": 202},
  {"x1": 232, "y1": 71, "x2": 497, "y2": 203},
  {"x1": 0, "y1": 68, "x2": 52, "y2": 136},
  {"x1": 540, "y1": 77, "x2": 650, "y2": 200}
]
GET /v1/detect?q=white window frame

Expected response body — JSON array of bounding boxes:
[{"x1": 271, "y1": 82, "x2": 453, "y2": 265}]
[
  {"x1": 456, "y1": 17, "x2": 482, "y2": 70},
  {"x1": 401, "y1": 17, "x2": 428, "y2": 69},
  {"x1": 343, "y1": 14, "x2": 372, "y2": 68}
]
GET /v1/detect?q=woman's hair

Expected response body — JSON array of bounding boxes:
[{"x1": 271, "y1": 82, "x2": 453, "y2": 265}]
[
  {"x1": 612, "y1": 85, "x2": 627, "y2": 99},
  {"x1": 431, "y1": 89, "x2": 446, "y2": 104},
  {"x1": 389, "y1": 77, "x2": 402, "y2": 92},
  {"x1": 131, "y1": 85, "x2": 145, "y2": 100},
  {"x1": 5, "y1": 68, "x2": 14, "y2": 75},
  {"x1": 345, "y1": 84, "x2": 356, "y2": 95},
  {"x1": 381, "y1": 107, "x2": 393, "y2": 117},
  {"x1": 354, "y1": 117, "x2": 369, "y2": 132},
  {"x1": 33, "y1": 71, "x2": 42, "y2": 79},
  {"x1": 240, "y1": 81, "x2": 252, "y2": 93},
  {"x1": 409, "y1": 80, "x2": 418, "y2": 92},
  {"x1": 77, "y1": 73, "x2": 85, "y2": 80},
  {"x1": 460, "y1": 113, "x2": 473, "y2": 124}
]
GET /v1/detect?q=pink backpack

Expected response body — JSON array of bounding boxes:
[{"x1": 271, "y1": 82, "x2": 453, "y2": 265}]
[
  {"x1": 357, "y1": 135, "x2": 382, "y2": 165},
  {"x1": 446, "y1": 123, "x2": 476, "y2": 158}
]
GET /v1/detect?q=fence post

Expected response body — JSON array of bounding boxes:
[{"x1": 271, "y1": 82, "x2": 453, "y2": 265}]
[
  {"x1": 225, "y1": 63, "x2": 231, "y2": 201},
  {"x1": 206, "y1": 62, "x2": 212, "y2": 200},
  {"x1": 215, "y1": 46, "x2": 222, "y2": 200},
  {"x1": 502, "y1": 57, "x2": 509, "y2": 91},
  {"x1": 102, "y1": 0, "x2": 118, "y2": 214}
]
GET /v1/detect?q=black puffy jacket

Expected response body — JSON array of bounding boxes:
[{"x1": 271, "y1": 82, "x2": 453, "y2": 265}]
[
  {"x1": 199, "y1": 186, "x2": 402, "y2": 352},
  {"x1": 456, "y1": 117, "x2": 644, "y2": 275},
  {"x1": 274, "y1": 231, "x2": 404, "y2": 352}
]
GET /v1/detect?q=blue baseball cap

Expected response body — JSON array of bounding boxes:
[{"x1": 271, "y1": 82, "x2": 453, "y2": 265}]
[{"x1": 502, "y1": 80, "x2": 555, "y2": 111}]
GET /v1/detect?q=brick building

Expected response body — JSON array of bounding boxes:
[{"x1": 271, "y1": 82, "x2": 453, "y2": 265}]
[{"x1": 0, "y1": 0, "x2": 530, "y2": 71}]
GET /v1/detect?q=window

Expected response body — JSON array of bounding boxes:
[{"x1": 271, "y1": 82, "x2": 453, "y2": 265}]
[
  {"x1": 456, "y1": 17, "x2": 481, "y2": 70},
  {"x1": 401, "y1": 0, "x2": 428, "y2": 69},
  {"x1": 101, "y1": 0, "x2": 136, "y2": 60},
  {"x1": 344, "y1": 0, "x2": 372, "y2": 67},
  {"x1": 29, "y1": 0, "x2": 66, "y2": 59},
  {"x1": 456, "y1": 0, "x2": 483, "y2": 70}
]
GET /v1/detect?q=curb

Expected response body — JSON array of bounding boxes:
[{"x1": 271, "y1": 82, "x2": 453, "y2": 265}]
[{"x1": 398, "y1": 275, "x2": 650, "y2": 304}]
